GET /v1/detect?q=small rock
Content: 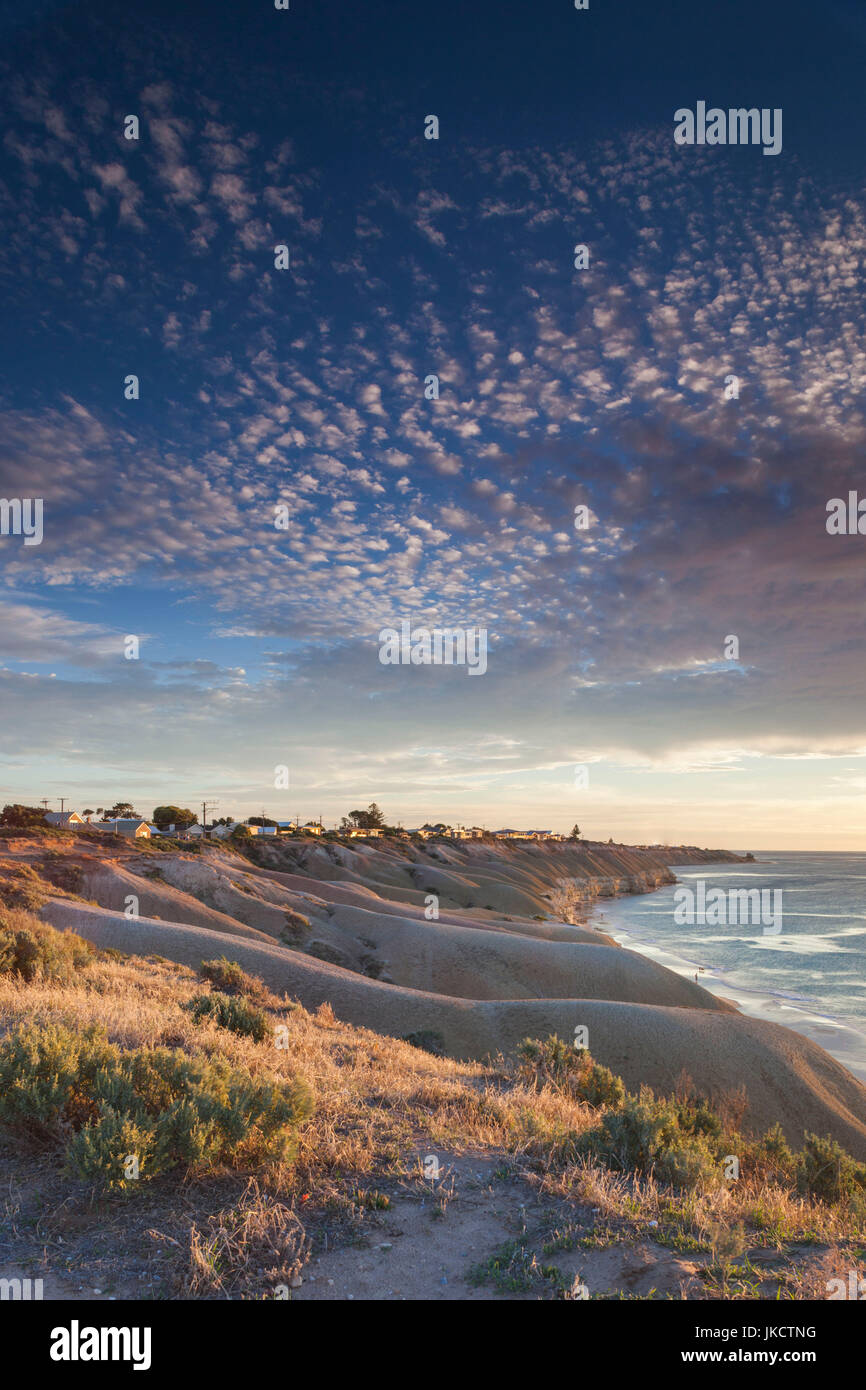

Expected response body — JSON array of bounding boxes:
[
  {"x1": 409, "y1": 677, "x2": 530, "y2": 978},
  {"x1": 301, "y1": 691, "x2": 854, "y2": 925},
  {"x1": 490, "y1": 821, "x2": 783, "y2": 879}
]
[{"x1": 379, "y1": 1243, "x2": 392, "y2": 1251}]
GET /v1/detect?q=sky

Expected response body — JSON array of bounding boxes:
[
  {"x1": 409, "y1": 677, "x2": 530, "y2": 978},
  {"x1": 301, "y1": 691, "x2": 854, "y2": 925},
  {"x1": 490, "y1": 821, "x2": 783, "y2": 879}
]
[{"x1": 2, "y1": 0, "x2": 866, "y2": 848}]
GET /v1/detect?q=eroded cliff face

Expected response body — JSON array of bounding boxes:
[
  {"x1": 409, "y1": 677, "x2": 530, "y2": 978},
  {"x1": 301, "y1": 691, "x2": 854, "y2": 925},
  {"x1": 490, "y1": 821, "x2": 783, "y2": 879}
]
[{"x1": 241, "y1": 836, "x2": 742, "y2": 924}]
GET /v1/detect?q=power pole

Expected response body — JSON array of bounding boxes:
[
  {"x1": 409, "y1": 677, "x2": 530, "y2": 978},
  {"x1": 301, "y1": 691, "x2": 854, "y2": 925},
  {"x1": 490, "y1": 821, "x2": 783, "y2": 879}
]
[
  {"x1": 40, "y1": 798, "x2": 50, "y2": 811},
  {"x1": 59, "y1": 797, "x2": 66, "y2": 813},
  {"x1": 201, "y1": 800, "x2": 218, "y2": 837}
]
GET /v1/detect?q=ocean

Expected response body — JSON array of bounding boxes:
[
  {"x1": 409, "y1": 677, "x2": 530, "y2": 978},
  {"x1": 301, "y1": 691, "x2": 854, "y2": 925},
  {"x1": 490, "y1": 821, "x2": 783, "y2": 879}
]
[{"x1": 589, "y1": 852, "x2": 866, "y2": 1083}]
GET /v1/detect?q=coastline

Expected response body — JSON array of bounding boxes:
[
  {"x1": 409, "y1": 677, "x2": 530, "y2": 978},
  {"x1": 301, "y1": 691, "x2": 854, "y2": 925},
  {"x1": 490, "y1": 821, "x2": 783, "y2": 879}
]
[{"x1": 589, "y1": 880, "x2": 866, "y2": 1086}]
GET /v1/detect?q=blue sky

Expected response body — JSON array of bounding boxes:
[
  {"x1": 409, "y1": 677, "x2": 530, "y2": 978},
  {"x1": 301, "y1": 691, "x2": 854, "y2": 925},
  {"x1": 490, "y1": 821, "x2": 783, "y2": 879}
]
[{"x1": 2, "y1": 0, "x2": 866, "y2": 847}]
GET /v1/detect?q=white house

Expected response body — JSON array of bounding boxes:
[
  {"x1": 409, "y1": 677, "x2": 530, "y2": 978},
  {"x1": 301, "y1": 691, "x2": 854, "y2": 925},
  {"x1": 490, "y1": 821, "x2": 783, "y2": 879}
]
[{"x1": 44, "y1": 811, "x2": 85, "y2": 829}]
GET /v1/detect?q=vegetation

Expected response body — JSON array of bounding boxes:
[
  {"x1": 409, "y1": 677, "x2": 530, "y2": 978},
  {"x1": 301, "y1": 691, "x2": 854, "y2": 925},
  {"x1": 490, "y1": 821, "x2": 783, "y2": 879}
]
[
  {"x1": 517, "y1": 1035, "x2": 625, "y2": 1108},
  {"x1": 152, "y1": 805, "x2": 197, "y2": 829},
  {"x1": 0, "y1": 912, "x2": 863, "y2": 1298},
  {"x1": 798, "y1": 1132, "x2": 866, "y2": 1208},
  {"x1": 0, "y1": 803, "x2": 48, "y2": 828},
  {"x1": 0, "y1": 1020, "x2": 312, "y2": 1190},
  {"x1": 199, "y1": 956, "x2": 278, "y2": 1004},
  {"x1": 400, "y1": 1029, "x2": 447, "y2": 1056},
  {"x1": 185, "y1": 990, "x2": 272, "y2": 1043},
  {"x1": 0, "y1": 912, "x2": 94, "y2": 982},
  {"x1": 340, "y1": 803, "x2": 385, "y2": 831}
]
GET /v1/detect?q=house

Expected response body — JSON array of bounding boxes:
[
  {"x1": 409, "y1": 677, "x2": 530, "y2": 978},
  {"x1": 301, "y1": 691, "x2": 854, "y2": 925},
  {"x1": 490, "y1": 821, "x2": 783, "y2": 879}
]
[
  {"x1": 345, "y1": 826, "x2": 383, "y2": 838},
  {"x1": 301, "y1": 822, "x2": 323, "y2": 836},
  {"x1": 91, "y1": 818, "x2": 151, "y2": 839},
  {"x1": 275, "y1": 821, "x2": 298, "y2": 834},
  {"x1": 44, "y1": 811, "x2": 85, "y2": 829},
  {"x1": 407, "y1": 827, "x2": 433, "y2": 839},
  {"x1": 210, "y1": 822, "x2": 241, "y2": 839}
]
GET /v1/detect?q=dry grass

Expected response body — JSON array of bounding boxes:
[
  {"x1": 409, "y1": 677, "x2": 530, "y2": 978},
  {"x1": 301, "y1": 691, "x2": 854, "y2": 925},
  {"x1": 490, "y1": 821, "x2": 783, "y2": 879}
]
[
  {"x1": 1, "y1": 909, "x2": 865, "y2": 1299},
  {"x1": 182, "y1": 1179, "x2": 310, "y2": 1298}
]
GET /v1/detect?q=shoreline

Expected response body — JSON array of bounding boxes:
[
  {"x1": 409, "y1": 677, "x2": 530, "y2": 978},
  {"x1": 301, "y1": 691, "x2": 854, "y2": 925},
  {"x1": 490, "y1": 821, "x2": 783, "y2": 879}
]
[{"x1": 589, "y1": 885, "x2": 866, "y2": 1086}]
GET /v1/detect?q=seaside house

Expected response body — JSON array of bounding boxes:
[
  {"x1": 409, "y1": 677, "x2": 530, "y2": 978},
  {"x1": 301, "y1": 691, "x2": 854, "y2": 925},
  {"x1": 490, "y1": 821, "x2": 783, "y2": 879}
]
[
  {"x1": 44, "y1": 811, "x2": 85, "y2": 829},
  {"x1": 90, "y1": 818, "x2": 151, "y2": 839},
  {"x1": 209, "y1": 822, "x2": 241, "y2": 839}
]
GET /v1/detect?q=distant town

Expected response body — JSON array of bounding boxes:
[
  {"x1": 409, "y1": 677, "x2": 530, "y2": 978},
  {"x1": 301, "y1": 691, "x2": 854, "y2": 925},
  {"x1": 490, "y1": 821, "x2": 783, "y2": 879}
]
[{"x1": 0, "y1": 800, "x2": 577, "y2": 844}]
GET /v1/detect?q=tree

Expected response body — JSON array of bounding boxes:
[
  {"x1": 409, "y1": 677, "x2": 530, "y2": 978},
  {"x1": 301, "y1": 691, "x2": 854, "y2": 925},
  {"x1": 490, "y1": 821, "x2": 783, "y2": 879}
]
[
  {"x1": 0, "y1": 804, "x2": 48, "y2": 828},
  {"x1": 247, "y1": 816, "x2": 278, "y2": 827},
  {"x1": 152, "y1": 806, "x2": 197, "y2": 829},
  {"x1": 345, "y1": 803, "x2": 386, "y2": 830},
  {"x1": 570, "y1": 824, "x2": 581, "y2": 840},
  {"x1": 82, "y1": 809, "x2": 95, "y2": 819},
  {"x1": 108, "y1": 802, "x2": 135, "y2": 818}
]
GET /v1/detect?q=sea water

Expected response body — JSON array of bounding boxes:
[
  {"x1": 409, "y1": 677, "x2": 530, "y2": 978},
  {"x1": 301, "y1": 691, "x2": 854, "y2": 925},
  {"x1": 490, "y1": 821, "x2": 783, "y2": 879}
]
[{"x1": 589, "y1": 851, "x2": 866, "y2": 1083}]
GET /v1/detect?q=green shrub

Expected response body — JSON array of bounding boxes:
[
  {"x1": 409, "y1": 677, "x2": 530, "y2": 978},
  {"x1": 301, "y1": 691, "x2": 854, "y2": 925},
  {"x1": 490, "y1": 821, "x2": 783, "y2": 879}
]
[
  {"x1": 401, "y1": 1030, "x2": 447, "y2": 1057},
  {"x1": 517, "y1": 1036, "x2": 625, "y2": 1109},
  {"x1": 185, "y1": 991, "x2": 271, "y2": 1043},
  {"x1": 0, "y1": 1021, "x2": 312, "y2": 1189},
  {"x1": 580, "y1": 1086, "x2": 718, "y2": 1190},
  {"x1": 798, "y1": 1132, "x2": 866, "y2": 1206},
  {"x1": 746, "y1": 1122, "x2": 797, "y2": 1185},
  {"x1": 200, "y1": 956, "x2": 268, "y2": 1001},
  {"x1": 0, "y1": 916, "x2": 93, "y2": 983}
]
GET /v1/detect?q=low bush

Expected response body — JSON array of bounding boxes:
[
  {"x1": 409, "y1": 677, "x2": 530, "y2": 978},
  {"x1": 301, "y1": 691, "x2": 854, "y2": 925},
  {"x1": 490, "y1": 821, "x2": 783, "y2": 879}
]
[
  {"x1": 580, "y1": 1085, "x2": 718, "y2": 1190},
  {"x1": 798, "y1": 1132, "x2": 866, "y2": 1207},
  {"x1": 200, "y1": 956, "x2": 268, "y2": 1001},
  {"x1": 0, "y1": 1021, "x2": 312, "y2": 1189},
  {"x1": 0, "y1": 914, "x2": 94, "y2": 983},
  {"x1": 185, "y1": 991, "x2": 271, "y2": 1043},
  {"x1": 517, "y1": 1036, "x2": 625, "y2": 1109},
  {"x1": 401, "y1": 1030, "x2": 447, "y2": 1056}
]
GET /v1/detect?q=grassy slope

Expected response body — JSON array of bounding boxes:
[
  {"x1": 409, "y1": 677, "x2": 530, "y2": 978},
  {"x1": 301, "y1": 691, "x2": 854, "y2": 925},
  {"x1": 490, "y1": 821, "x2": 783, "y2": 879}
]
[{"x1": 0, "y1": 909, "x2": 865, "y2": 1301}]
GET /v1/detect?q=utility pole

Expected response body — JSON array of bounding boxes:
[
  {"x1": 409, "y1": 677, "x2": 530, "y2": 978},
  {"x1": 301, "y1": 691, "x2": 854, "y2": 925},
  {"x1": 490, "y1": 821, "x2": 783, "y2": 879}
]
[
  {"x1": 40, "y1": 798, "x2": 50, "y2": 811},
  {"x1": 201, "y1": 800, "x2": 218, "y2": 837},
  {"x1": 59, "y1": 797, "x2": 66, "y2": 813}
]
